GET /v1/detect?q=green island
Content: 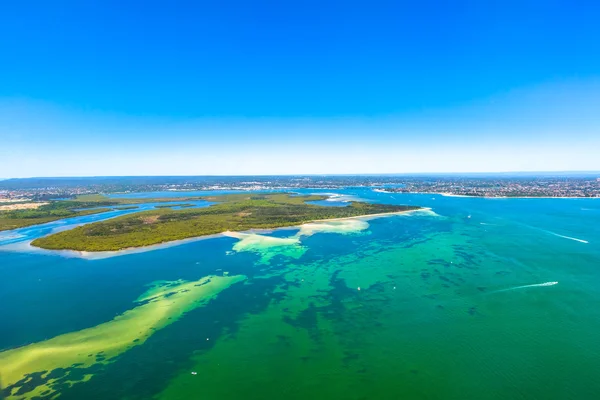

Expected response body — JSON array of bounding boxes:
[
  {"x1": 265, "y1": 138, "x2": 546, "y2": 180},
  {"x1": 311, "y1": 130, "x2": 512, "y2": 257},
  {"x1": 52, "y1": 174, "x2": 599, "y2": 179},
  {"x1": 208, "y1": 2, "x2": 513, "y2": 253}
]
[{"x1": 31, "y1": 193, "x2": 421, "y2": 252}]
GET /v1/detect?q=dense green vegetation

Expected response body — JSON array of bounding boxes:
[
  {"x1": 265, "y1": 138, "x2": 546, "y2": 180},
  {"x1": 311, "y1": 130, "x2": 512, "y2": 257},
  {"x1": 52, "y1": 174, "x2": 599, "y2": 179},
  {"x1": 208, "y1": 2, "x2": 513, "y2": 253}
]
[{"x1": 32, "y1": 193, "x2": 420, "y2": 251}]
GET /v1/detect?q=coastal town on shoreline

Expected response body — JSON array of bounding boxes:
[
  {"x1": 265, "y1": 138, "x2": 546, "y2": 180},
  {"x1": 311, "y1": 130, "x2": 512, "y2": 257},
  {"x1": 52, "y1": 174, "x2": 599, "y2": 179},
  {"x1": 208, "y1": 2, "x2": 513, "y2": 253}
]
[
  {"x1": 378, "y1": 175, "x2": 600, "y2": 198},
  {"x1": 1, "y1": 174, "x2": 599, "y2": 206}
]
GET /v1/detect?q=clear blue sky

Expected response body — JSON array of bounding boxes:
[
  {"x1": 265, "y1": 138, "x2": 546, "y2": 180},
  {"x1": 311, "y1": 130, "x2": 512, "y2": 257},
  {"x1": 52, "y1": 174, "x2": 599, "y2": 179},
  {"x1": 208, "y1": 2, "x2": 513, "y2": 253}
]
[{"x1": 1, "y1": 1, "x2": 599, "y2": 177}]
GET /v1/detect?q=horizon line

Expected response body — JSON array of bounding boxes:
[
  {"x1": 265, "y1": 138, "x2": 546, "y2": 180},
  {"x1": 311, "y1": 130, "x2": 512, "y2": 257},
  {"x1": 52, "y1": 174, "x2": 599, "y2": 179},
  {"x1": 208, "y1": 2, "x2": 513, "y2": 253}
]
[{"x1": 2, "y1": 170, "x2": 600, "y2": 180}]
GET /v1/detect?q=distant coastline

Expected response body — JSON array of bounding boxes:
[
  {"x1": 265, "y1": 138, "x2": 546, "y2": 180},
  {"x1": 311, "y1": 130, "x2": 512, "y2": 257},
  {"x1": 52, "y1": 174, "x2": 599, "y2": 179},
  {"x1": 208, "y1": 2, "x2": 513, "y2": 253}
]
[{"x1": 373, "y1": 188, "x2": 600, "y2": 199}]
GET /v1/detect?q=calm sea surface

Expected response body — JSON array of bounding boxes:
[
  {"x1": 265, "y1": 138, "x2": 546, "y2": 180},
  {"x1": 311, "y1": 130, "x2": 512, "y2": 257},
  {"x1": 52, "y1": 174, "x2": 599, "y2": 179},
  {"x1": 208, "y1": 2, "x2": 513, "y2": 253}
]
[{"x1": 1, "y1": 189, "x2": 599, "y2": 399}]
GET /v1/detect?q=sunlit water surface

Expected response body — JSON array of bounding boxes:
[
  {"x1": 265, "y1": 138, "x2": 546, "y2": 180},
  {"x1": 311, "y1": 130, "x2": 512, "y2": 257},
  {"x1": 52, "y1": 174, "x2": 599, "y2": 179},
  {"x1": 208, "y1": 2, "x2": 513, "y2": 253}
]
[{"x1": 1, "y1": 189, "x2": 599, "y2": 399}]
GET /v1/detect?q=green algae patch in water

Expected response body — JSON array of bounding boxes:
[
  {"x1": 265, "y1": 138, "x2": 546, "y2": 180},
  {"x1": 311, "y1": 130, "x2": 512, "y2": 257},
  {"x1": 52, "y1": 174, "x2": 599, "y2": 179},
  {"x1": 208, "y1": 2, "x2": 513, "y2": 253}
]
[{"x1": 0, "y1": 274, "x2": 245, "y2": 400}]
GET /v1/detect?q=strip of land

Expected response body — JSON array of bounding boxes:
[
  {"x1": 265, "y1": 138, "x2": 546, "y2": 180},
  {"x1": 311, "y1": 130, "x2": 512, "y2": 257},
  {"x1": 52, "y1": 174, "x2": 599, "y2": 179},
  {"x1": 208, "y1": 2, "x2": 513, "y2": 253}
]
[
  {"x1": 31, "y1": 193, "x2": 421, "y2": 252},
  {"x1": 0, "y1": 195, "x2": 208, "y2": 231},
  {"x1": 0, "y1": 202, "x2": 112, "y2": 231}
]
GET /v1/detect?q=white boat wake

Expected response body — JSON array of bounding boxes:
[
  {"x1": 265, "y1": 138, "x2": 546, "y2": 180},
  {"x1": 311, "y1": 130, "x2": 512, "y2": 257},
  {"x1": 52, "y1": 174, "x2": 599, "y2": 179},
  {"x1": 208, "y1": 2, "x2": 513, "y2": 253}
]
[
  {"x1": 522, "y1": 223, "x2": 589, "y2": 244},
  {"x1": 493, "y1": 281, "x2": 558, "y2": 293},
  {"x1": 546, "y1": 232, "x2": 589, "y2": 244}
]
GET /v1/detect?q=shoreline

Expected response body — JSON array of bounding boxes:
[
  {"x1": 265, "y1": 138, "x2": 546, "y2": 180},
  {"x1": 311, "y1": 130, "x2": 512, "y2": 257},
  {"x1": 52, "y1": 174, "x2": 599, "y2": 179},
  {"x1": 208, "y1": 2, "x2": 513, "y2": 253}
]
[
  {"x1": 309, "y1": 208, "x2": 426, "y2": 222},
  {"x1": 441, "y1": 192, "x2": 600, "y2": 199},
  {"x1": 373, "y1": 189, "x2": 600, "y2": 199},
  {"x1": 2, "y1": 232, "x2": 228, "y2": 260},
  {"x1": 15, "y1": 208, "x2": 426, "y2": 259},
  {"x1": 440, "y1": 192, "x2": 600, "y2": 199}
]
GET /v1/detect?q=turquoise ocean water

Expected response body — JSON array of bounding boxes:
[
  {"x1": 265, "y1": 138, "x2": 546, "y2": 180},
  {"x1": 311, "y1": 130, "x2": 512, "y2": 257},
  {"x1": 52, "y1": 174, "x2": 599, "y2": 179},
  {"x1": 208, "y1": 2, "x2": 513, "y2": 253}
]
[{"x1": 1, "y1": 189, "x2": 599, "y2": 399}]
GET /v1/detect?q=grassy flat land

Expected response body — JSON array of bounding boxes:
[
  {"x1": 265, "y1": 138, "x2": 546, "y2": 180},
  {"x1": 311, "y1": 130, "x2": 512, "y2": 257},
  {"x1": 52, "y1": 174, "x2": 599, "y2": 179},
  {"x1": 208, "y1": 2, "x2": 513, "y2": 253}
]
[{"x1": 32, "y1": 193, "x2": 420, "y2": 252}]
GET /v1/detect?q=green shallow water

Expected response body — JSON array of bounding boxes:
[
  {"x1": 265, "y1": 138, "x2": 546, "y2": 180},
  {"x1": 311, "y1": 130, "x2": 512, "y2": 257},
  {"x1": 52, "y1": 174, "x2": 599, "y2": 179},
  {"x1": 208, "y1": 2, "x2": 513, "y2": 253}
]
[{"x1": 1, "y1": 190, "x2": 599, "y2": 399}]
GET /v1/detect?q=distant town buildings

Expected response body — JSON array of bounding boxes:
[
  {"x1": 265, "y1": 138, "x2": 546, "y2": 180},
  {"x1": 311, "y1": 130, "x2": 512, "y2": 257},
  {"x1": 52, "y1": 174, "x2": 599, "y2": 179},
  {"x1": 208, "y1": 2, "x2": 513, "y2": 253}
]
[
  {"x1": 1, "y1": 175, "x2": 599, "y2": 199},
  {"x1": 383, "y1": 177, "x2": 600, "y2": 198}
]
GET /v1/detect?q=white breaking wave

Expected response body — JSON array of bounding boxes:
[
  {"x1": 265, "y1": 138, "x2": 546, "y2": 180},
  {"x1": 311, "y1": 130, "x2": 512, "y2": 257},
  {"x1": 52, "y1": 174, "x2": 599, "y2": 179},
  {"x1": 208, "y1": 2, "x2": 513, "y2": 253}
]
[{"x1": 493, "y1": 281, "x2": 558, "y2": 293}]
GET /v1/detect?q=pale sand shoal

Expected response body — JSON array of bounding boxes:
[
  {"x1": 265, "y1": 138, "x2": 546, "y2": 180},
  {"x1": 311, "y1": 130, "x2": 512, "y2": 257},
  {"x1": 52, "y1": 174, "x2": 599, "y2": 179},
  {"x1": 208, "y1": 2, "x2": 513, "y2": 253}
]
[{"x1": 0, "y1": 202, "x2": 49, "y2": 211}]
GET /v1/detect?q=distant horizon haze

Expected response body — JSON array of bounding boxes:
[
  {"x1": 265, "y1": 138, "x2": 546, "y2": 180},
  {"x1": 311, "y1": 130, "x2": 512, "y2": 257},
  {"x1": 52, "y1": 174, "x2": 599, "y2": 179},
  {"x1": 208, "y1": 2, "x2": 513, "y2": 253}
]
[{"x1": 2, "y1": 171, "x2": 600, "y2": 181}]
